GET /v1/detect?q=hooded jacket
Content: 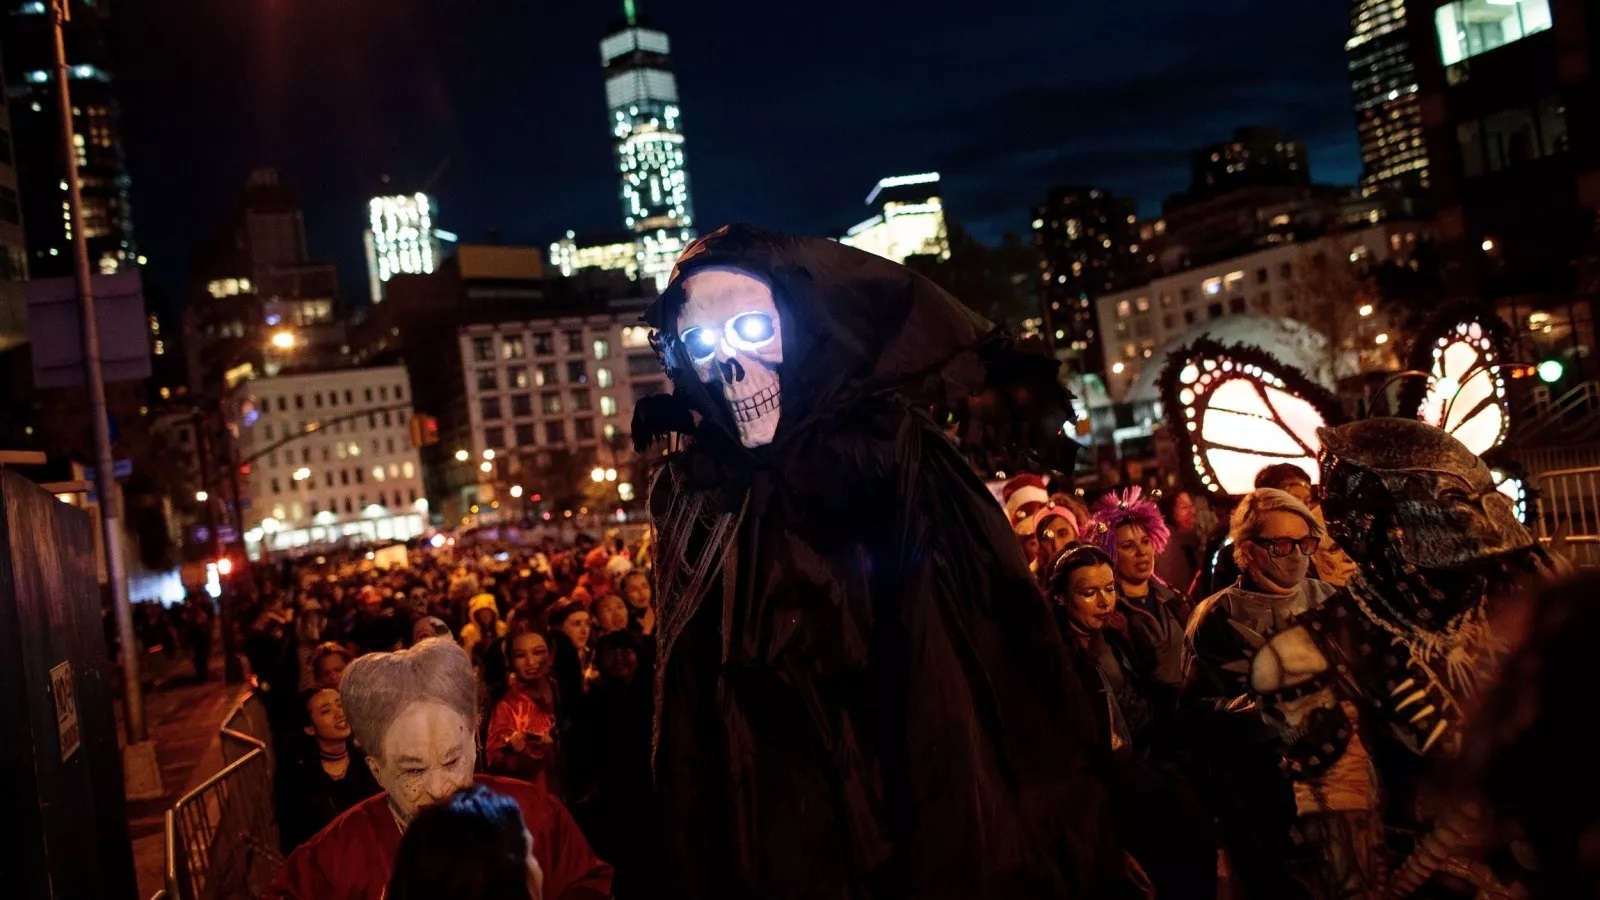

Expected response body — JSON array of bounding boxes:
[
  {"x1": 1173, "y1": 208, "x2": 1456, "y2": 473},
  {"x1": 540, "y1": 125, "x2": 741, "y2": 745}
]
[
  {"x1": 458, "y1": 592, "x2": 506, "y2": 658},
  {"x1": 637, "y1": 225, "x2": 1123, "y2": 900}
]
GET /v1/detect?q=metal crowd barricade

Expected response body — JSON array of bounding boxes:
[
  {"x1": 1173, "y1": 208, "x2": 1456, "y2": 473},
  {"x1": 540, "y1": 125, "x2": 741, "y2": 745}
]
[
  {"x1": 1534, "y1": 466, "x2": 1600, "y2": 569},
  {"x1": 162, "y1": 689, "x2": 284, "y2": 900}
]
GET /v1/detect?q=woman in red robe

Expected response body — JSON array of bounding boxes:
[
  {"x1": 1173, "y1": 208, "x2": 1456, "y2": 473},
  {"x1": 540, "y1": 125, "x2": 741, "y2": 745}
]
[{"x1": 260, "y1": 638, "x2": 611, "y2": 900}]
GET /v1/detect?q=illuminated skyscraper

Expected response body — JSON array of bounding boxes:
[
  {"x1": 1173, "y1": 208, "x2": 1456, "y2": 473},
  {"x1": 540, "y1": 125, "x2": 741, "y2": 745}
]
[
  {"x1": 1346, "y1": 0, "x2": 1429, "y2": 196},
  {"x1": 364, "y1": 193, "x2": 450, "y2": 304},
  {"x1": 601, "y1": 0, "x2": 694, "y2": 291},
  {"x1": 839, "y1": 173, "x2": 949, "y2": 265}
]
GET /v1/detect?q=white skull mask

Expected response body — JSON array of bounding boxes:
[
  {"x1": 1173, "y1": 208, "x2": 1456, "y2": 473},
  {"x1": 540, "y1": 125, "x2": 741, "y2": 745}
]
[{"x1": 677, "y1": 266, "x2": 783, "y2": 447}]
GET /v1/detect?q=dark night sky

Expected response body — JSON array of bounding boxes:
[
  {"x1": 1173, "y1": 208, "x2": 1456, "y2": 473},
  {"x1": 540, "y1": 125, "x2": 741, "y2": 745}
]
[{"x1": 113, "y1": 0, "x2": 1361, "y2": 313}]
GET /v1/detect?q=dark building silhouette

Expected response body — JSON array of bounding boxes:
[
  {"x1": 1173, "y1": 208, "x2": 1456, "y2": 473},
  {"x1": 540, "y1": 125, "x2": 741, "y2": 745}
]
[
  {"x1": 182, "y1": 169, "x2": 344, "y2": 394},
  {"x1": 1032, "y1": 186, "x2": 1150, "y2": 376}
]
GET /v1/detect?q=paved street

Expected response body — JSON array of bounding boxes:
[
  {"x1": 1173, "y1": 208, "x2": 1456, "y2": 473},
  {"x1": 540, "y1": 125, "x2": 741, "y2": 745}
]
[{"x1": 119, "y1": 647, "x2": 239, "y2": 900}]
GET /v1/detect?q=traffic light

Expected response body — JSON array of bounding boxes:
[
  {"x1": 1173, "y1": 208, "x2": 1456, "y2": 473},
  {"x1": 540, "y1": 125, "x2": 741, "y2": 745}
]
[{"x1": 410, "y1": 414, "x2": 440, "y2": 448}]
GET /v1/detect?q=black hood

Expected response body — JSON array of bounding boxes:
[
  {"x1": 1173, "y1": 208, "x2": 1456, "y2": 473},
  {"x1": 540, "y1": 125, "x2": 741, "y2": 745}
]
[{"x1": 642, "y1": 224, "x2": 993, "y2": 451}]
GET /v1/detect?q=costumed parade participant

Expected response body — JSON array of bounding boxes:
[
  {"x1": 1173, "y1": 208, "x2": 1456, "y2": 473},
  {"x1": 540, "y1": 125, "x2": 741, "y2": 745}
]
[
  {"x1": 633, "y1": 225, "x2": 1127, "y2": 899},
  {"x1": 1159, "y1": 310, "x2": 1553, "y2": 897},
  {"x1": 261, "y1": 637, "x2": 612, "y2": 900},
  {"x1": 1184, "y1": 488, "x2": 1377, "y2": 899}
]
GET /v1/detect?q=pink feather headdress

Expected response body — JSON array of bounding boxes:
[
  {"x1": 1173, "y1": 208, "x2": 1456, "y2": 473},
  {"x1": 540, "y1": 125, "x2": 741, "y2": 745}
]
[{"x1": 1087, "y1": 486, "x2": 1171, "y2": 558}]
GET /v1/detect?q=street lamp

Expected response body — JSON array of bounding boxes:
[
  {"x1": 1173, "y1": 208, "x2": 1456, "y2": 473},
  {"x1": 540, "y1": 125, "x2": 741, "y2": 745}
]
[{"x1": 454, "y1": 449, "x2": 470, "y2": 462}]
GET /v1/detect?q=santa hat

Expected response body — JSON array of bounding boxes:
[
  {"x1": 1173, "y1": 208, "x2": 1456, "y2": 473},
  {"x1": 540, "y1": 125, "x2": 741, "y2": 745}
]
[
  {"x1": 1002, "y1": 474, "x2": 1050, "y2": 522},
  {"x1": 1034, "y1": 504, "x2": 1079, "y2": 541}
]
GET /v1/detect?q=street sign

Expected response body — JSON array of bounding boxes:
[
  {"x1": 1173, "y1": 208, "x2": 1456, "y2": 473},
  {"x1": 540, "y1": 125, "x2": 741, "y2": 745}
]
[
  {"x1": 27, "y1": 271, "x2": 152, "y2": 388},
  {"x1": 83, "y1": 459, "x2": 133, "y2": 481},
  {"x1": 49, "y1": 661, "x2": 80, "y2": 762}
]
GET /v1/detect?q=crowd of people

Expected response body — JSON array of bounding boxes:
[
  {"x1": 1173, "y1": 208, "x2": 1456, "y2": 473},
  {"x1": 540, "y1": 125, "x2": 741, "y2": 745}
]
[
  {"x1": 217, "y1": 529, "x2": 657, "y2": 897},
  {"x1": 199, "y1": 450, "x2": 1583, "y2": 900}
]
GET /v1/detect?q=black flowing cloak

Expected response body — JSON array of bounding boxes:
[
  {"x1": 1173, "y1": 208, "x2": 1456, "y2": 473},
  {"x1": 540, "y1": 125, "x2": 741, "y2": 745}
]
[{"x1": 637, "y1": 226, "x2": 1122, "y2": 900}]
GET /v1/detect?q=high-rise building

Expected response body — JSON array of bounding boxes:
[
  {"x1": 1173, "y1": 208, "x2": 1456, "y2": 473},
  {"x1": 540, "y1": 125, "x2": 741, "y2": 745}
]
[
  {"x1": 183, "y1": 170, "x2": 345, "y2": 393},
  {"x1": 1347, "y1": 0, "x2": 1430, "y2": 197},
  {"x1": 601, "y1": 0, "x2": 694, "y2": 291},
  {"x1": 1032, "y1": 186, "x2": 1149, "y2": 376},
  {"x1": 549, "y1": 231, "x2": 640, "y2": 281},
  {"x1": 1, "y1": 0, "x2": 137, "y2": 277},
  {"x1": 1182, "y1": 127, "x2": 1309, "y2": 205},
  {"x1": 364, "y1": 193, "x2": 451, "y2": 305},
  {"x1": 0, "y1": 74, "x2": 26, "y2": 352},
  {"x1": 1404, "y1": 0, "x2": 1594, "y2": 382},
  {"x1": 838, "y1": 173, "x2": 949, "y2": 265}
]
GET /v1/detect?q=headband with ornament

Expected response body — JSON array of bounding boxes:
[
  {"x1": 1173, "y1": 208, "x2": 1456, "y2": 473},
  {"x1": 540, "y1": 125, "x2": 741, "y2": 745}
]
[
  {"x1": 1088, "y1": 486, "x2": 1171, "y2": 559},
  {"x1": 1002, "y1": 473, "x2": 1050, "y2": 522},
  {"x1": 1033, "y1": 504, "x2": 1079, "y2": 541}
]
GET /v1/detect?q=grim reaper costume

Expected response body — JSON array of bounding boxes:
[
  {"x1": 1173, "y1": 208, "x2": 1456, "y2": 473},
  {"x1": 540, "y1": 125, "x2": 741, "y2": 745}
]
[{"x1": 634, "y1": 225, "x2": 1123, "y2": 900}]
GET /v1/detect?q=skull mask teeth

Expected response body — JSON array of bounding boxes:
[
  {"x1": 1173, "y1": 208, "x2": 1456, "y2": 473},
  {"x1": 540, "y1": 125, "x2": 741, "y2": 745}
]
[{"x1": 677, "y1": 266, "x2": 783, "y2": 448}]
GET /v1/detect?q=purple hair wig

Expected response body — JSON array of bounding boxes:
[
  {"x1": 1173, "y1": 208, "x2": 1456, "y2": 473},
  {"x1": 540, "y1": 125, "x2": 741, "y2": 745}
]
[{"x1": 1088, "y1": 486, "x2": 1172, "y2": 558}]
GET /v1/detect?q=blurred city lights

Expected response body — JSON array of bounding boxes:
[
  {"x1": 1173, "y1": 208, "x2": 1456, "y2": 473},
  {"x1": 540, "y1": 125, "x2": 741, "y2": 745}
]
[
  {"x1": 270, "y1": 330, "x2": 295, "y2": 349},
  {"x1": 1374, "y1": 333, "x2": 1389, "y2": 345},
  {"x1": 195, "y1": 490, "x2": 208, "y2": 502},
  {"x1": 1538, "y1": 359, "x2": 1565, "y2": 383},
  {"x1": 293, "y1": 467, "x2": 311, "y2": 481},
  {"x1": 480, "y1": 461, "x2": 493, "y2": 473},
  {"x1": 483, "y1": 449, "x2": 495, "y2": 460},
  {"x1": 591, "y1": 467, "x2": 606, "y2": 483},
  {"x1": 509, "y1": 485, "x2": 523, "y2": 498},
  {"x1": 455, "y1": 449, "x2": 470, "y2": 462},
  {"x1": 1358, "y1": 304, "x2": 1373, "y2": 317},
  {"x1": 216, "y1": 557, "x2": 233, "y2": 576}
]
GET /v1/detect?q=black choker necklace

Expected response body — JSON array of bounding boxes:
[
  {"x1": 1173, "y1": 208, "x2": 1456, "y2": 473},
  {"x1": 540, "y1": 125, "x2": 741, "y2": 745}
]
[{"x1": 320, "y1": 748, "x2": 349, "y2": 762}]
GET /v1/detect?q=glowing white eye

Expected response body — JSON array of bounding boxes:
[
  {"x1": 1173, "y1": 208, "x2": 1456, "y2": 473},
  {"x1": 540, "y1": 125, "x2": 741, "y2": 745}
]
[
  {"x1": 680, "y1": 326, "x2": 717, "y2": 361},
  {"x1": 732, "y1": 313, "x2": 774, "y2": 343}
]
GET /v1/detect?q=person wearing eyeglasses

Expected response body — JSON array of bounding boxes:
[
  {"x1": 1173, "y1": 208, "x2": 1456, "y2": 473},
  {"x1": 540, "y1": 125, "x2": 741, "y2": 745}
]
[
  {"x1": 1252, "y1": 463, "x2": 1358, "y2": 587},
  {"x1": 1182, "y1": 488, "x2": 1380, "y2": 900}
]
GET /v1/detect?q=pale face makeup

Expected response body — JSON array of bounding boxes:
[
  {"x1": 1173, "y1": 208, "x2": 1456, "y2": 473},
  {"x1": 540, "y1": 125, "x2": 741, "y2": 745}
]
[{"x1": 366, "y1": 701, "x2": 477, "y2": 826}]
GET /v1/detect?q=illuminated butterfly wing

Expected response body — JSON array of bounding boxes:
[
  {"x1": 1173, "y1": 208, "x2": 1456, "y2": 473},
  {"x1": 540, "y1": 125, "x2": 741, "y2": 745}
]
[
  {"x1": 1491, "y1": 468, "x2": 1529, "y2": 524},
  {"x1": 1160, "y1": 339, "x2": 1347, "y2": 497},
  {"x1": 1399, "y1": 306, "x2": 1515, "y2": 456}
]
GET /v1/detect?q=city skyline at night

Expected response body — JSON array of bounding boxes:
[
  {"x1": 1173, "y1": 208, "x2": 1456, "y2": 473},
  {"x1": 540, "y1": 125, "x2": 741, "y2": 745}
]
[{"x1": 112, "y1": 0, "x2": 1363, "y2": 310}]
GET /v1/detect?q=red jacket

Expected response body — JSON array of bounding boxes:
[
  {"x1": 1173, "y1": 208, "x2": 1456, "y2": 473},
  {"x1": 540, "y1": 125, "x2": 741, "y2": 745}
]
[
  {"x1": 261, "y1": 774, "x2": 612, "y2": 900},
  {"x1": 486, "y1": 682, "x2": 559, "y2": 788}
]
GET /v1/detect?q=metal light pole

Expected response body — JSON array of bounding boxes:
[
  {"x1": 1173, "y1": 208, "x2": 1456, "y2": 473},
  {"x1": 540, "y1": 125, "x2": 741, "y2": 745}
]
[{"x1": 50, "y1": 0, "x2": 146, "y2": 746}]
